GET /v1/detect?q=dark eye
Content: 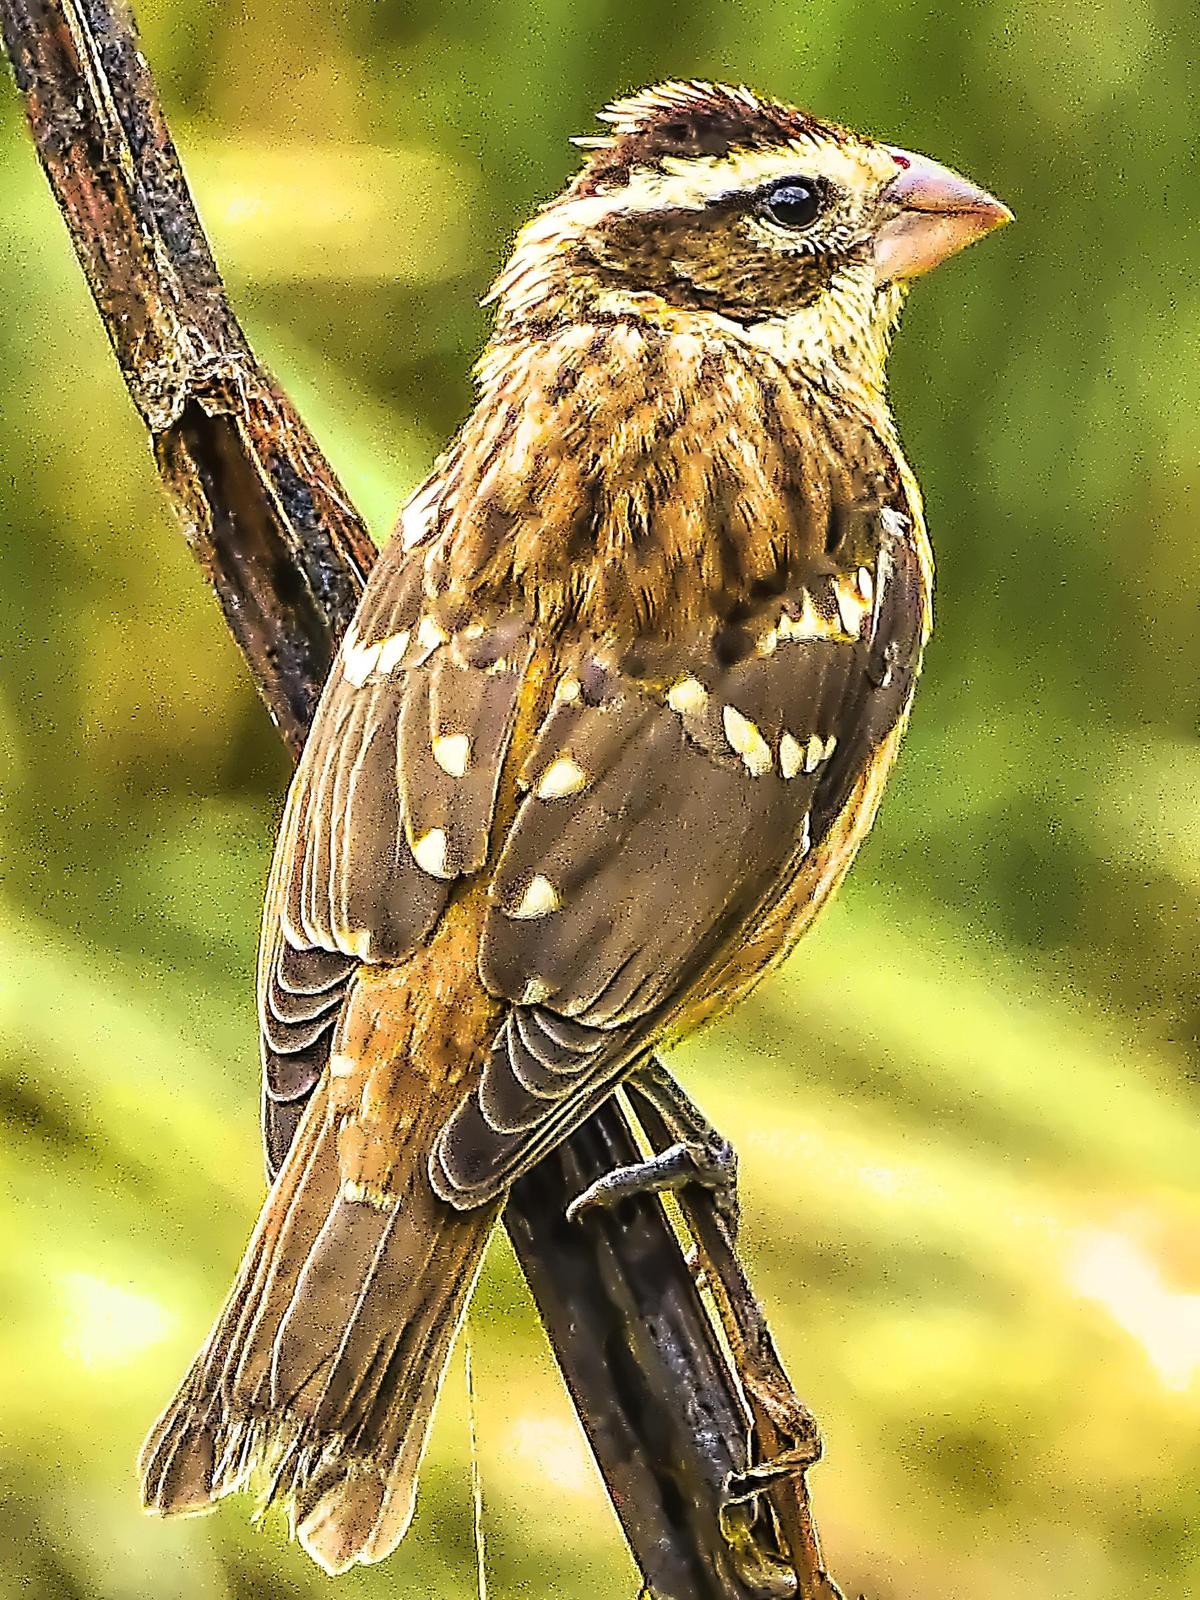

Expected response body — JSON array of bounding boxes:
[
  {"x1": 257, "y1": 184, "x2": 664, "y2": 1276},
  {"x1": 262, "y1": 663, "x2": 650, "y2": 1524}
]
[{"x1": 760, "y1": 179, "x2": 823, "y2": 231}]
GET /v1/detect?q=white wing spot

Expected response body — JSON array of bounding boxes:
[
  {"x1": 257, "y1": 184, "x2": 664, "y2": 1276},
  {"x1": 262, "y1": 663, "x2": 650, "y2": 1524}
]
[
  {"x1": 411, "y1": 827, "x2": 450, "y2": 879},
  {"x1": 400, "y1": 485, "x2": 439, "y2": 549},
  {"x1": 342, "y1": 1178, "x2": 398, "y2": 1209},
  {"x1": 375, "y1": 630, "x2": 410, "y2": 675},
  {"x1": 535, "y1": 755, "x2": 588, "y2": 799},
  {"x1": 343, "y1": 636, "x2": 382, "y2": 688},
  {"x1": 722, "y1": 705, "x2": 772, "y2": 776},
  {"x1": 507, "y1": 874, "x2": 561, "y2": 920},
  {"x1": 799, "y1": 811, "x2": 813, "y2": 857},
  {"x1": 880, "y1": 507, "x2": 910, "y2": 538},
  {"x1": 666, "y1": 676, "x2": 709, "y2": 716},
  {"x1": 414, "y1": 615, "x2": 450, "y2": 664},
  {"x1": 834, "y1": 574, "x2": 872, "y2": 637},
  {"x1": 779, "y1": 732, "x2": 803, "y2": 780},
  {"x1": 804, "y1": 734, "x2": 825, "y2": 774},
  {"x1": 778, "y1": 590, "x2": 828, "y2": 642},
  {"x1": 857, "y1": 566, "x2": 875, "y2": 603},
  {"x1": 433, "y1": 732, "x2": 471, "y2": 778}
]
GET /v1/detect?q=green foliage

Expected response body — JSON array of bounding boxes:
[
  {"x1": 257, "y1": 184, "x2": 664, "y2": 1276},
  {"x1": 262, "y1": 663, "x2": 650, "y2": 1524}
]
[{"x1": 1, "y1": 3, "x2": 1197, "y2": 1596}]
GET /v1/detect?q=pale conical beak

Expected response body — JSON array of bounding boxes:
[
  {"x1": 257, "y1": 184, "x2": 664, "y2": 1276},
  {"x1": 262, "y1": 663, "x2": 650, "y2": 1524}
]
[{"x1": 874, "y1": 148, "x2": 1013, "y2": 284}]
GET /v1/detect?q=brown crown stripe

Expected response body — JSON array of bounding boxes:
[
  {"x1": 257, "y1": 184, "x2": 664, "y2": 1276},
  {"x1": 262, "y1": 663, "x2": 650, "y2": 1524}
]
[{"x1": 572, "y1": 81, "x2": 855, "y2": 197}]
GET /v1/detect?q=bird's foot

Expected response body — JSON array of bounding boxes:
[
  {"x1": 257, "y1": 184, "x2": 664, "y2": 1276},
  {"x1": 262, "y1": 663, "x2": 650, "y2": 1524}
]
[
  {"x1": 723, "y1": 1401, "x2": 824, "y2": 1506},
  {"x1": 565, "y1": 1132, "x2": 738, "y2": 1229}
]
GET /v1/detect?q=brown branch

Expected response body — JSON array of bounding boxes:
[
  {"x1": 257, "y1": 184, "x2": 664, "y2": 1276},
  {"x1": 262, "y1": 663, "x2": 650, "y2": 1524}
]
[{"x1": 0, "y1": 2, "x2": 842, "y2": 1595}]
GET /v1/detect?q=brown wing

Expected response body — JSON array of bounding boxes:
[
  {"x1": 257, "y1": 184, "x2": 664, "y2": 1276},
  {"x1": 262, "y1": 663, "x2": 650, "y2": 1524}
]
[
  {"x1": 260, "y1": 471, "x2": 925, "y2": 1192},
  {"x1": 431, "y1": 507, "x2": 928, "y2": 1204},
  {"x1": 257, "y1": 511, "x2": 536, "y2": 1175}
]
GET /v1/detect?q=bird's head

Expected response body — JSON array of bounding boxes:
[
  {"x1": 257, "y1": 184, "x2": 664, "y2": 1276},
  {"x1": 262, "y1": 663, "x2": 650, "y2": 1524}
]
[{"x1": 489, "y1": 81, "x2": 1011, "y2": 401}]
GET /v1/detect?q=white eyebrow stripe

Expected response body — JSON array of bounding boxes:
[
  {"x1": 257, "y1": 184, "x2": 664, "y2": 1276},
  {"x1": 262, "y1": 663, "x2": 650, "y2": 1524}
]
[{"x1": 596, "y1": 139, "x2": 883, "y2": 215}]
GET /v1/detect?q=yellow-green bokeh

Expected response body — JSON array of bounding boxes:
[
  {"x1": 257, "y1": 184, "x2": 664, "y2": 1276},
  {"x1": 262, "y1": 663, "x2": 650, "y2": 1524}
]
[{"x1": 1, "y1": 2, "x2": 1197, "y2": 1597}]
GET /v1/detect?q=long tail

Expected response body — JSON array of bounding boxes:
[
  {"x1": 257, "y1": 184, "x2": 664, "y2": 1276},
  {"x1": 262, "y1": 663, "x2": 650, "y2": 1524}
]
[{"x1": 139, "y1": 1069, "x2": 500, "y2": 1573}]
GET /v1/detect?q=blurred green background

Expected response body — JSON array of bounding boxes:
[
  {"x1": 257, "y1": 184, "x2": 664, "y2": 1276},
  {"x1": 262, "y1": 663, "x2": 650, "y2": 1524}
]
[{"x1": 2, "y1": 1, "x2": 1198, "y2": 1596}]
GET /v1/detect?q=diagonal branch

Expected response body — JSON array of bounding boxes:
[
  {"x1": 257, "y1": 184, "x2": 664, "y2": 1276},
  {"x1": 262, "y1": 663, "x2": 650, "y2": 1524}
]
[{"x1": 0, "y1": 2, "x2": 843, "y2": 1595}]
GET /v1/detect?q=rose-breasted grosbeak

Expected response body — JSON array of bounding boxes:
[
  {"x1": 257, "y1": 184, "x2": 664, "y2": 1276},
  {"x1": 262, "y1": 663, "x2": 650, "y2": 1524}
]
[{"x1": 141, "y1": 81, "x2": 1010, "y2": 1573}]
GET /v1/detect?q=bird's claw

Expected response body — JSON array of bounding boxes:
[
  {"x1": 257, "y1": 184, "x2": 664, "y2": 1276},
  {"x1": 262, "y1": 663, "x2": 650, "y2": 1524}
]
[
  {"x1": 566, "y1": 1134, "x2": 739, "y2": 1234},
  {"x1": 723, "y1": 1426, "x2": 823, "y2": 1508}
]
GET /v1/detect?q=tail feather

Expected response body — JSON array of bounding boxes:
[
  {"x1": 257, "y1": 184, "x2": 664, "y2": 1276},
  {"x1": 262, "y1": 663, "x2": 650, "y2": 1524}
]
[{"x1": 140, "y1": 1078, "x2": 500, "y2": 1573}]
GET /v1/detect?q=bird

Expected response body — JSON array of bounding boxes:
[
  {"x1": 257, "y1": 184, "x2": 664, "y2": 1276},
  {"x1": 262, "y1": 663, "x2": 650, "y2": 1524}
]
[{"x1": 139, "y1": 79, "x2": 1010, "y2": 1573}]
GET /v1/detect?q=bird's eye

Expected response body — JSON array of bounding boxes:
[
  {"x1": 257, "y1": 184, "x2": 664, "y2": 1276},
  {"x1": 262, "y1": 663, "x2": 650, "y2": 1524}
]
[{"x1": 759, "y1": 179, "x2": 823, "y2": 231}]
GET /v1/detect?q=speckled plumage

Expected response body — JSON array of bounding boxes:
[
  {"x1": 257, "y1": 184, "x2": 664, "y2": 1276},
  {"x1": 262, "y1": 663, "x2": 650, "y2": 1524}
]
[{"x1": 140, "y1": 81, "x2": 1008, "y2": 1573}]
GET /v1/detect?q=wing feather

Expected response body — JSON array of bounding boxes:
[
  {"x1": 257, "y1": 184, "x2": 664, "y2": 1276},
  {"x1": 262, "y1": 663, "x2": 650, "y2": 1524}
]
[
  {"x1": 258, "y1": 462, "x2": 925, "y2": 1195},
  {"x1": 256, "y1": 503, "x2": 536, "y2": 1171},
  {"x1": 436, "y1": 513, "x2": 926, "y2": 1204}
]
